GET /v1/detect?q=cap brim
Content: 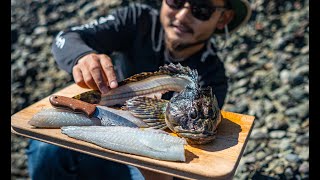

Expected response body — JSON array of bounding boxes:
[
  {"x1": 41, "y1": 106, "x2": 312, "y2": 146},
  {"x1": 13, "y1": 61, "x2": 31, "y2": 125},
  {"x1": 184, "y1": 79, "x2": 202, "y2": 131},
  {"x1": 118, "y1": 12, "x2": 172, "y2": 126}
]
[{"x1": 214, "y1": 0, "x2": 252, "y2": 35}]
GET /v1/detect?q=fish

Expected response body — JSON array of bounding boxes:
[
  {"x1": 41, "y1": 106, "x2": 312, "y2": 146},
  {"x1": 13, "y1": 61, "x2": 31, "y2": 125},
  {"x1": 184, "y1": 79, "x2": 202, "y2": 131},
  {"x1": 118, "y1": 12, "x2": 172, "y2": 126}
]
[
  {"x1": 122, "y1": 64, "x2": 222, "y2": 145},
  {"x1": 28, "y1": 107, "x2": 148, "y2": 128},
  {"x1": 41, "y1": 63, "x2": 222, "y2": 145},
  {"x1": 61, "y1": 126, "x2": 187, "y2": 162},
  {"x1": 72, "y1": 63, "x2": 195, "y2": 106},
  {"x1": 124, "y1": 86, "x2": 222, "y2": 145}
]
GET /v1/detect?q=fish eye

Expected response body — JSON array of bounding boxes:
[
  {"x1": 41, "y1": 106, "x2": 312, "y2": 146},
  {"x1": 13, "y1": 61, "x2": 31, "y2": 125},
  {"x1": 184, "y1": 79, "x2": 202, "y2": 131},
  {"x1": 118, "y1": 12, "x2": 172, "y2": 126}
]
[{"x1": 188, "y1": 108, "x2": 198, "y2": 119}]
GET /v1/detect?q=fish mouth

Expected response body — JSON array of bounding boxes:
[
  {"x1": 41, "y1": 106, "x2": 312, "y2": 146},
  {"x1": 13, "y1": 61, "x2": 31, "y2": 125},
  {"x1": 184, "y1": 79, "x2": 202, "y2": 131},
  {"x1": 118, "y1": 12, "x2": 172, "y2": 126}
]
[{"x1": 173, "y1": 126, "x2": 217, "y2": 145}]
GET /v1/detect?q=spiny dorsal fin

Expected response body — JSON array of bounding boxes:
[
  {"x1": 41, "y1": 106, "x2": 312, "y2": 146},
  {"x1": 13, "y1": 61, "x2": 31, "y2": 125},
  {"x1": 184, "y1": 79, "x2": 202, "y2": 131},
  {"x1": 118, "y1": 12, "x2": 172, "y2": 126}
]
[
  {"x1": 118, "y1": 71, "x2": 168, "y2": 86},
  {"x1": 124, "y1": 96, "x2": 169, "y2": 129},
  {"x1": 118, "y1": 63, "x2": 198, "y2": 86},
  {"x1": 159, "y1": 63, "x2": 198, "y2": 83}
]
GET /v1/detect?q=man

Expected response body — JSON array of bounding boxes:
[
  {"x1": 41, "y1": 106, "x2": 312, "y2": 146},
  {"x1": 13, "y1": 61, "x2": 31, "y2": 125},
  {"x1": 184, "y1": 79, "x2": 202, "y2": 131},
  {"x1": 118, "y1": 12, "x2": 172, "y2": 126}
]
[{"x1": 27, "y1": 0, "x2": 251, "y2": 179}]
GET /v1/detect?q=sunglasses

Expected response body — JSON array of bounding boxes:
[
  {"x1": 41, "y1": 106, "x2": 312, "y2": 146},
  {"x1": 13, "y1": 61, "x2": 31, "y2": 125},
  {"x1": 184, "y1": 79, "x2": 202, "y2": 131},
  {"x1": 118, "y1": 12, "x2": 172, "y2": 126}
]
[{"x1": 165, "y1": 0, "x2": 227, "y2": 21}]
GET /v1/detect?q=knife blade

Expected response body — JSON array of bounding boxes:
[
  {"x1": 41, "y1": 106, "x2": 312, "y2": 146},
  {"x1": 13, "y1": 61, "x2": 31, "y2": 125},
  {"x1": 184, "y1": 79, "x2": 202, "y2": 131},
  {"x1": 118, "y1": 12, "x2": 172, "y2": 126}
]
[{"x1": 49, "y1": 95, "x2": 148, "y2": 128}]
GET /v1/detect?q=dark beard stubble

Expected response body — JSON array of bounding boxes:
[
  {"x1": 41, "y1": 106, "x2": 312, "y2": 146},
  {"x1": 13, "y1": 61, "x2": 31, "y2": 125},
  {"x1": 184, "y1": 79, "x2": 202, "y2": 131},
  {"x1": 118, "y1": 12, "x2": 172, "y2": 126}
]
[{"x1": 165, "y1": 22, "x2": 212, "y2": 52}]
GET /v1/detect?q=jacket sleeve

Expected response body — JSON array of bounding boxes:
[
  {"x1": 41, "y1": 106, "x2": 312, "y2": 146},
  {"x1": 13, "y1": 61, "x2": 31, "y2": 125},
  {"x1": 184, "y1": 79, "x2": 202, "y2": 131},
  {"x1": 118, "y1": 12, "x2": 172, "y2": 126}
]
[{"x1": 51, "y1": 3, "x2": 152, "y2": 73}]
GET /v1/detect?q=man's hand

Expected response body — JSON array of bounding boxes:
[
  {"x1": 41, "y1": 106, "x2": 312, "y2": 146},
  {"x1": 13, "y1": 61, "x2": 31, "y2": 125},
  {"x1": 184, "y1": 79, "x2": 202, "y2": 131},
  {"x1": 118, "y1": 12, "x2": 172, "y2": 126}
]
[{"x1": 72, "y1": 53, "x2": 118, "y2": 94}]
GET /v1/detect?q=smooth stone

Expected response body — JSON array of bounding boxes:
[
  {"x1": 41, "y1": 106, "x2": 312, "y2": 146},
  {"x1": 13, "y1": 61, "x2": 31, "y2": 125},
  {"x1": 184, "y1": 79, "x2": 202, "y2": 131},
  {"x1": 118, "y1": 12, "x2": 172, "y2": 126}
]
[
  {"x1": 285, "y1": 153, "x2": 300, "y2": 163},
  {"x1": 299, "y1": 161, "x2": 309, "y2": 174},
  {"x1": 270, "y1": 130, "x2": 286, "y2": 139}
]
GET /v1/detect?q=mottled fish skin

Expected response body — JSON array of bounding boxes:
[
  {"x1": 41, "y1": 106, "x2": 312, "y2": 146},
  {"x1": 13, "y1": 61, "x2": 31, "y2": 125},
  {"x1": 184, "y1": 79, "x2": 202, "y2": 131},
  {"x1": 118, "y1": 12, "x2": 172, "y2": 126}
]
[
  {"x1": 165, "y1": 86, "x2": 222, "y2": 145},
  {"x1": 28, "y1": 108, "x2": 101, "y2": 128},
  {"x1": 72, "y1": 63, "x2": 196, "y2": 106},
  {"x1": 61, "y1": 126, "x2": 187, "y2": 162}
]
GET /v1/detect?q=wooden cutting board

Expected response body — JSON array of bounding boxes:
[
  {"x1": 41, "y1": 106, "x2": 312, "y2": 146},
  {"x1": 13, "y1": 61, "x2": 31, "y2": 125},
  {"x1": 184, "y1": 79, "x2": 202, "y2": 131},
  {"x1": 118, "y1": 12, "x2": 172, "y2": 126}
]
[{"x1": 11, "y1": 83, "x2": 255, "y2": 180}]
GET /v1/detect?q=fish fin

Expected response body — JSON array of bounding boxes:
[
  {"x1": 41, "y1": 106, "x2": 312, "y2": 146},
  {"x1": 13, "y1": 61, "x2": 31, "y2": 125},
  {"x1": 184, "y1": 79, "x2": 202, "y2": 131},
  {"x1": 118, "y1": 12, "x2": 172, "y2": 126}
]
[
  {"x1": 118, "y1": 63, "x2": 198, "y2": 86},
  {"x1": 158, "y1": 125, "x2": 169, "y2": 130},
  {"x1": 125, "y1": 96, "x2": 169, "y2": 129},
  {"x1": 145, "y1": 122, "x2": 168, "y2": 130},
  {"x1": 159, "y1": 63, "x2": 198, "y2": 83},
  {"x1": 72, "y1": 90, "x2": 101, "y2": 104},
  {"x1": 212, "y1": 93, "x2": 222, "y2": 128},
  {"x1": 118, "y1": 71, "x2": 170, "y2": 86}
]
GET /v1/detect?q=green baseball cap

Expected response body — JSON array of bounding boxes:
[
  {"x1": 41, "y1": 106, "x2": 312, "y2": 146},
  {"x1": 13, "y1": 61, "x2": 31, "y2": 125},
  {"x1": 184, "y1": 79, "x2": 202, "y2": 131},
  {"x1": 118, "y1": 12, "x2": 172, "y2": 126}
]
[{"x1": 214, "y1": 0, "x2": 252, "y2": 34}]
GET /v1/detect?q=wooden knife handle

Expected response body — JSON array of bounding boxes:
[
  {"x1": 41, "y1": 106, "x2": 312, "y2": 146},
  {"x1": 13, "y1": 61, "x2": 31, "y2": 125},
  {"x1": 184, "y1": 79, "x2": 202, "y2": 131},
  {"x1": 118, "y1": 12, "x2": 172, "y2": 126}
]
[{"x1": 49, "y1": 95, "x2": 96, "y2": 117}]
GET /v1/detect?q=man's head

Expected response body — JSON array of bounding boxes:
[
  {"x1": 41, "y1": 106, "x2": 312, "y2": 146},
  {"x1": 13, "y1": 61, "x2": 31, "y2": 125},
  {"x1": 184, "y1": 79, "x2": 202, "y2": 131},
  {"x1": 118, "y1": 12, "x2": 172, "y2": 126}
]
[{"x1": 160, "y1": 0, "x2": 251, "y2": 52}]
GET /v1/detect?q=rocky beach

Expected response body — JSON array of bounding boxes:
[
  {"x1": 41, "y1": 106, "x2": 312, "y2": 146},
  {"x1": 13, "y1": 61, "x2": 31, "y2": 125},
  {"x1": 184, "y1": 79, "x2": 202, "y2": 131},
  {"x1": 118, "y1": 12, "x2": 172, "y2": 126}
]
[{"x1": 11, "y1": 0, "x2": 309, "y2": 179}]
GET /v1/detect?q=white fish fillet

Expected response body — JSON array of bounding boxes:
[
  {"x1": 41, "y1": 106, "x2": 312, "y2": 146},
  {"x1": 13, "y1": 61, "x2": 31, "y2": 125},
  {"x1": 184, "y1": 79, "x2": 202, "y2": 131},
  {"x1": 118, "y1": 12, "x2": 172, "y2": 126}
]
[
  {"x1": 28, "y1": 108, "x2": 148, "y2": 128},
  {"x1": 61, "y1": 126, "x2": 187, "y2": 162},
  {"x1": 28, "y1": 108, "x2": 101, "y2": 128}
]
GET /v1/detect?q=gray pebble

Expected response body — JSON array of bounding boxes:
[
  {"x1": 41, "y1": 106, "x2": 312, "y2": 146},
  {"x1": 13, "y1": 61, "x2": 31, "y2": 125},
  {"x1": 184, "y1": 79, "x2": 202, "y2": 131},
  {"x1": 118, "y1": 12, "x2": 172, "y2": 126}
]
[
  {"x1": 284, "y1": 167, "x2": 294, "y2": 179},
  {"x1": 299, "y1": 161, "x2": 309, "y2": 174},
  {"x1": 256, "y1": 151, "x2": 267, "y2": 160},
  {"x1": 270, "y1": 130, "x2": 286, "y2": 139},
  {"x1": 250, "y1": 128, "x2": 268, "y2": 140},
  {"x1": 285, "y1": 153, "x2": 300, "y2": 163},
  {"x1": 296, "y1": 135, "x2": 309, "y2": 145},
  {"x1": 279, "y1": 138, "x2": 291, "y2": 150}
]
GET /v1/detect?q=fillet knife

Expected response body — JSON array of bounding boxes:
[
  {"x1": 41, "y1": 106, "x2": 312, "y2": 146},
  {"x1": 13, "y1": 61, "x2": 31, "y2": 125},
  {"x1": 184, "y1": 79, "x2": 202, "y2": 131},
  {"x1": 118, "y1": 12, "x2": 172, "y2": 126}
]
[{"x1": 49, "y1": 95, "x2": 147, "y2": 128}]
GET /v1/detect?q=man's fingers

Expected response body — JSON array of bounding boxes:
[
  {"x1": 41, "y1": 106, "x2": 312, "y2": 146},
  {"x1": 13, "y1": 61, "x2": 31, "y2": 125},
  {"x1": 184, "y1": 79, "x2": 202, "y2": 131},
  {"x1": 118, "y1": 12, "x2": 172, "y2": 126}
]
[
  {"x1": 72, "y1": 66, "x2": 88, "y2": 88},
  {"x1": 89, "y1": 59, "x2": 110, "y2": 94},
  {"x1": 77, "y1": 57, "x2": 100, "y2": 90},
  {"x1": 73, "y1": 53, "x2": 117, "y2": 93},
  {"x1": 99, "y1": 54, "x2": 118, "y2": 88},
  {"x1": 104, "y1": 65, "x2": 118, "y2": 88},
  {"x1": 82, "y1": 66, "x2": 99, "y2": 90}
]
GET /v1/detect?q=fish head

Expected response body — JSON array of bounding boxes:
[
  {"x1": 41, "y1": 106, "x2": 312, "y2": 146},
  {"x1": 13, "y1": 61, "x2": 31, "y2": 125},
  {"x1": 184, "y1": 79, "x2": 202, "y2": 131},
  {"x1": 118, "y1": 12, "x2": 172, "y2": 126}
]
[{"x1": 165, "y1": 86, "x2": 222, "y2": 144}]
